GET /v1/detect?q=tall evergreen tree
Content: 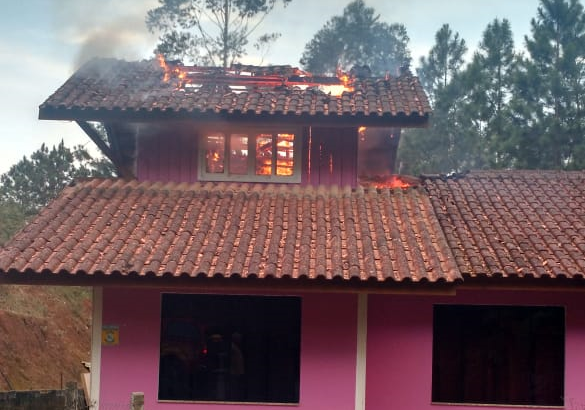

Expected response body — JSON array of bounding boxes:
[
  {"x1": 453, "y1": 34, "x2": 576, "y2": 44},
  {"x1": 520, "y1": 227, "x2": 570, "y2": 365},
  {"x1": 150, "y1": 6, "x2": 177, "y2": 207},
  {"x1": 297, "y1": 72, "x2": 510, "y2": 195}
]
[
  {"x1": 508, "y1": 0, "x2": 585, "y2": 169},
  {"x1": 398, "y1": 25, "x2": 468, "y2": 175},
  {"x1": 460, "y1": 18, "x2": 517, "y2": 168},
  {"x1": 300, "y1": 0, "x2": 411, "y2": 75},
  {"x1": 418, "y1": 24, "x2": 467, "y2": 104}
]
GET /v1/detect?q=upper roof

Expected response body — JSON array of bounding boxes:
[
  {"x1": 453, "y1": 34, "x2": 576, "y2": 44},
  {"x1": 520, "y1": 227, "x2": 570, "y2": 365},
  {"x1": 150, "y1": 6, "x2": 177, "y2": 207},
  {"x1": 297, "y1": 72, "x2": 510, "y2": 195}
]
[
  {"x1": 424, "y1": 170, "x2": 585, "y2": 280},
  {"x1": 38, "y1": 58, "x2": 431, "y2": 127},
  {"x1": 0, "y1": 179, "x2": 458, "y2": 285}
]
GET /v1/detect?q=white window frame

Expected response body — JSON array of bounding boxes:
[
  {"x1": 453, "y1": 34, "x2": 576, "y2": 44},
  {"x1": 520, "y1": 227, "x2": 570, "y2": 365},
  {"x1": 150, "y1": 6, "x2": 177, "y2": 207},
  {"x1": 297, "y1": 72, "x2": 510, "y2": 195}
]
[{"x1": 198, "y1": 126, "x2": 302, "y2": 183}]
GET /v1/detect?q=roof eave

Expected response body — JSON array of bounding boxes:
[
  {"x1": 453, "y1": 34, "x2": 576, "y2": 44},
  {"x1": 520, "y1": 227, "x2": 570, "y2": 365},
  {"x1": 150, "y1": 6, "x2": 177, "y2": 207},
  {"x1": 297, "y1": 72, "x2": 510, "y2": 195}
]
[
  {"x1": 0, "y1": 269, "x2": 457, "y2": 294},
  {"x1": 38, "y1": 106, "x2": 431, "y2": 128}
]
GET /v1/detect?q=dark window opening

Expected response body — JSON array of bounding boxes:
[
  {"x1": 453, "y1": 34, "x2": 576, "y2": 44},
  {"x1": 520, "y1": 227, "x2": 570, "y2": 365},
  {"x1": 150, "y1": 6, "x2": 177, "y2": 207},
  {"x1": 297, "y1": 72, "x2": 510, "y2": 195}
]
[
  {"x1": 432, "y1": 305, "x2": 565, "y2": 406},
  {"x1": 158, "y1": 294, "x2": 301, "y2": 404}
]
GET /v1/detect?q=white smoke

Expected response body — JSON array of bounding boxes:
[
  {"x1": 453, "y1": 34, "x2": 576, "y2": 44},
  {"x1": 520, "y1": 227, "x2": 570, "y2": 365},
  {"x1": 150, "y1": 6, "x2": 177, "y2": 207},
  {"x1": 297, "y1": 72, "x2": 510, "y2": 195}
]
[{"x1": 49, "y1": 0, "x2": 158, "y2": 68}]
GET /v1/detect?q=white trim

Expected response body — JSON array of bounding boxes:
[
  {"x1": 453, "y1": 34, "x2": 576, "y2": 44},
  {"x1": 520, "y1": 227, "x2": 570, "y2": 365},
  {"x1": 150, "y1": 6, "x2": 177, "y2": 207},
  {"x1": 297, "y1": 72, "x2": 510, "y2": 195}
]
[
  {"x1": 90, "y1": 287, "x2": 103, "y2": 409},
  {"x1": 355, "y1": 293, "x2": 368, "y2": 410}
]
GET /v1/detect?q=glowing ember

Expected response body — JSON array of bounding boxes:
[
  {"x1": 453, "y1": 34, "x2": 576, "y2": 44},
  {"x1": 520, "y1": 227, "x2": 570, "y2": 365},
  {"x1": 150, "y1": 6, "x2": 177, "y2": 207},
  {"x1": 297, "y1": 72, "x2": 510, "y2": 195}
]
[{"x1": 358, "y1": 126, "x2": 367, "y2": 141}]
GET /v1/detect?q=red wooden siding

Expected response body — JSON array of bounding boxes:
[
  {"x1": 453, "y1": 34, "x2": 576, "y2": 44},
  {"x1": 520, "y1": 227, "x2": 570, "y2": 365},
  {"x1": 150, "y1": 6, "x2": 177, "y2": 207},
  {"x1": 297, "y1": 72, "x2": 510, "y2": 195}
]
[
  {"x1": 137, "y1": 125, "x2": 358, "y2": 187},
  {"x1": 304, "y1": 127, "x2": 358, "y2": 188},
  {"x1": 137, "y1": 129, "x2": 198, "y2": 183}
]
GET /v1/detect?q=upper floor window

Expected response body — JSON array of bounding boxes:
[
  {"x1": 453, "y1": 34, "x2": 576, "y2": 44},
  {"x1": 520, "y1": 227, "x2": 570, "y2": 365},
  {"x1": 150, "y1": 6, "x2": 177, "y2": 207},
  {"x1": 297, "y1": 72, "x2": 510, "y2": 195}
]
[{"x1": 199, "y1": 128, "x2": 301, "y2": 183}]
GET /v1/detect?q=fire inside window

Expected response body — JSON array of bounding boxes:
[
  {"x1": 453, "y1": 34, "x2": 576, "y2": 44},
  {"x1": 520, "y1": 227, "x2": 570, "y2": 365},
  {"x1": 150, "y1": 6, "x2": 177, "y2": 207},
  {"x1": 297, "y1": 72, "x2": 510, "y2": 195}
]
[{"x1": 201, "y1": 130, "x2": 299, "y2": 182}]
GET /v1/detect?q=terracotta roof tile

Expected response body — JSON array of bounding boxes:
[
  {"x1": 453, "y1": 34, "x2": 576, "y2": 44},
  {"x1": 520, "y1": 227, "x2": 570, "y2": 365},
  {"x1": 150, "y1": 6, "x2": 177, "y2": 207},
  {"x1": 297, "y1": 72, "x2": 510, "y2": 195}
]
[
  {"x1": 38, "y1": 58, "x2": 431, "y2": 126},
  {"x1": 424, "y1": 170, "x2": 585, "y2": 279},
  {"x1": 0, "y1": 179, "x2": 459, "y2": 283}
]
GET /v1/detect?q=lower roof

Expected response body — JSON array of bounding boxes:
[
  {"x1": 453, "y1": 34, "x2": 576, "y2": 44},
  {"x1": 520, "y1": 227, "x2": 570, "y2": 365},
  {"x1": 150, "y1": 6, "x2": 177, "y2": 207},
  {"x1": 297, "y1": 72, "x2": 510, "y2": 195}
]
[{"x1": 0, "y1": 179, "x2": 459, "y2": 285}]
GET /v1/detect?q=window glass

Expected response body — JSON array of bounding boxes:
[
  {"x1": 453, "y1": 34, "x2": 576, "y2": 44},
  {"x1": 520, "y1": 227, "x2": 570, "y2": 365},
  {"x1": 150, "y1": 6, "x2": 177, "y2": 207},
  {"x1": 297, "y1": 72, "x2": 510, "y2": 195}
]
[
  {"x1": 276, "y1": 133, "x2": 295, "y2": 176},
  {"x1": 229, "y1": 134, "x2": 248, "y2": 175},
  {"x1": 159, "y1": 294, "x2": 301, "y2": 404},
  {"x1": 205, "y1": 134, "x2": 225, "y2": 174},
  {"x1": 255, "y1": 134, "x2": 273, "y2": 175},
  {"x1": 432, "y1": 305, "x2": 565, "y2": 406}
]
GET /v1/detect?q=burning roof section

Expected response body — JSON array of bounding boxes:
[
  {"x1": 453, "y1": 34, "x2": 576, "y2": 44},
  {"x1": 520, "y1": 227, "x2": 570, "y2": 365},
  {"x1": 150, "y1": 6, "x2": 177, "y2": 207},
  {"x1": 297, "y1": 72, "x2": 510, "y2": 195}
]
[{"x1": 39, "y1": 57, "x2": 431, "y2": 126}]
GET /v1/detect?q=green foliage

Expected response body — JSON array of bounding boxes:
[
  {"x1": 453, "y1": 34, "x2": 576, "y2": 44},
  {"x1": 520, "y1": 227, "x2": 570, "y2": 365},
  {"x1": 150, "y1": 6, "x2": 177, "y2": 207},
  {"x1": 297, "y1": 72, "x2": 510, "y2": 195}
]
[
  {"x1": 400, "y1": 0, "x2": 585, "y2": 174},
  {"x1": 459, "y1": 18, "x2": 517, "y2": 168},
  {"x1": 0, "y1": 201, "x2": 25, "y2": 247},
  {"x1": 399, "y1": 24, "x2": 469, "y2": 175},
  {"x1": 299, "y1": 0, "x2": 411, "y2": 75},
  {"x1": 507, "y1": 0, "x2": 585, "y2": 169},
  {"x1": 0, "y1": 141, "x2": 115, "y2": 218},
  {"x1": 146, "y1": 0, "x2": 292, "y2": 67},
  {"x1": 417, "y1": 24, "x2": 467, "y2": 104}
]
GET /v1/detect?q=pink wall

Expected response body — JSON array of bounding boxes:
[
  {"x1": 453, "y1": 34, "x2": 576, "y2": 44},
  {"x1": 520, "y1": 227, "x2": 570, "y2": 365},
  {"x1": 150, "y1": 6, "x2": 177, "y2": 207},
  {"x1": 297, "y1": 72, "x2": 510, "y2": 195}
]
[
  {"x1": 367, "y1": 289, "x2": 585, "y2": 410},
  {"x1": 99, "y1": 288, "x2": 357, "y2": 410}
]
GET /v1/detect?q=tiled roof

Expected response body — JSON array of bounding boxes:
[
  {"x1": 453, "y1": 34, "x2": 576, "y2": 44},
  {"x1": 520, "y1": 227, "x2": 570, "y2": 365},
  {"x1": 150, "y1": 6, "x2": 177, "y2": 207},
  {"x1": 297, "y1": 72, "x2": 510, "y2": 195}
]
[
  {"x1": 38, "y1": 58, "x2": 431, "y2": 126},
  {"x1": 0, "y1": 179, "x2": 459, "y2": 283},
  {"x1": 424, "y1": 170, "x2": 585, "y2": 279}
]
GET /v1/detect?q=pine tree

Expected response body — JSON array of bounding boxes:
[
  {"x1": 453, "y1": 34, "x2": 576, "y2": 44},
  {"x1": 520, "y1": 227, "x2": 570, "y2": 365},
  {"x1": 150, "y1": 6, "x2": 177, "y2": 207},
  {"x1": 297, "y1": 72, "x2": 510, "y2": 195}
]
[
  {"x1": 398, "y1": 24, "x2": 468, "y2": 175},
  {"x1": 460, "y1": 18, "x2": 517, "y2": 168},
  {"x1": 0, "y1": 141, "x2": 115, "y2": 217},
  {"x1": 299, "y1": 0, "x2": 411, "y2": 75},
  {"x1": 509, "y1": 0, "x2": 585, "y2": 169}
]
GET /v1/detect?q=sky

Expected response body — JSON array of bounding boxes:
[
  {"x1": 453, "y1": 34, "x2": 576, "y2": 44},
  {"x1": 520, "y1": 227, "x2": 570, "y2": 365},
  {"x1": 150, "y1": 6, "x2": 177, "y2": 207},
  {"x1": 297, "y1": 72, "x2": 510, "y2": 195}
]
[{"x1": 0, "y1": 0, "x2": 542, "y2": 175}]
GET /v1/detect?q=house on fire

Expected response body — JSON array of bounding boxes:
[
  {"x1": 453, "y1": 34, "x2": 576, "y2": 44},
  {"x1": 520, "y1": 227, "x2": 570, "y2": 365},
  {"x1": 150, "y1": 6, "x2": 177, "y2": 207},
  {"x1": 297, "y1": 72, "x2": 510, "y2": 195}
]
[{"x1": 1, "y1": 57, "x2": 585, "y2": 410}]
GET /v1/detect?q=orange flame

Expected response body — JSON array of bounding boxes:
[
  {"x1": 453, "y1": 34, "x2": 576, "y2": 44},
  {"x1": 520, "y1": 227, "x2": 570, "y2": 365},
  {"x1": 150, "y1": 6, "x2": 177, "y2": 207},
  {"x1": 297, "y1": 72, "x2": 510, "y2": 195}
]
[
  {"x1": 336, "y1": 67, "x2": 354, "y2": 92},
  {"x1": 361, "y1": 175, "x2": 414, "y2": 189},
  {"x1": 157, "y1": 54, "x2": 187, "y2": 87}
]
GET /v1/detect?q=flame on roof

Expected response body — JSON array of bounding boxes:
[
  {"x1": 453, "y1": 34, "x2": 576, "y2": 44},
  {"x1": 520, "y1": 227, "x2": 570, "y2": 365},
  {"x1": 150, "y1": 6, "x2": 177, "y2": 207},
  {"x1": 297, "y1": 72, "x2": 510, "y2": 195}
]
[{"x1": 157, "y1": 55, "x2": 355, "y2": 96}]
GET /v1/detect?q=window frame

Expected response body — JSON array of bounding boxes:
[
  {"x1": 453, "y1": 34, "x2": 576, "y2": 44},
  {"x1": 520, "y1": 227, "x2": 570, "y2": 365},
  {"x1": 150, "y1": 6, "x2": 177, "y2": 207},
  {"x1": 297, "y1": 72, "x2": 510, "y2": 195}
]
[
  {"x1": 198, "y1": 126, "x2": 302, "y2": 183},
  {"x1": 431, "y1": 304, "x2": 565, "y2": 407}
]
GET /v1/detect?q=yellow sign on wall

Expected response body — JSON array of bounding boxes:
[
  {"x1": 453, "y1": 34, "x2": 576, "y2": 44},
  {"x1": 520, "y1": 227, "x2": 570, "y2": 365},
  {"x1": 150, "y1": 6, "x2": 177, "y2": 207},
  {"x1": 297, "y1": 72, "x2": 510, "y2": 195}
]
[{"x1": 102, "y1": 325, "x2": 119, "y2": 345}]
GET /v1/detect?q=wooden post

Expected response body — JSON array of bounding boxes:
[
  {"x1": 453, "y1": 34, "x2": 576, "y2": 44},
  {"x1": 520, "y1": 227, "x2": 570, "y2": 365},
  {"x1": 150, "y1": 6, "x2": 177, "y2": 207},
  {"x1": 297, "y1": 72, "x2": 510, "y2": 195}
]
[{"x1": 131, "y1": 392, "x2": 145, "y2": 410}]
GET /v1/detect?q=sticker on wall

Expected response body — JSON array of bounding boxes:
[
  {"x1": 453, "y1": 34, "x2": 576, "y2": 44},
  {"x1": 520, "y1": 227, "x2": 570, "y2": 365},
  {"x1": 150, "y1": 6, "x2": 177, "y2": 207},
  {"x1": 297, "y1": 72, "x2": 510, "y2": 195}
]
[{"x1": 102, "y1": 325, "x2": 119, "y2": 346}]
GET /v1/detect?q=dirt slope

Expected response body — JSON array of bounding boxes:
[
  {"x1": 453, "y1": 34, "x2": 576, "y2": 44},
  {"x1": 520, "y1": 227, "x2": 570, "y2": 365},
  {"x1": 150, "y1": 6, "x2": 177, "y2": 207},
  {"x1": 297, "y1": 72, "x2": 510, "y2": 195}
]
[{"x1": 0, "y1": 285, "x2": 91, "y2": 391}]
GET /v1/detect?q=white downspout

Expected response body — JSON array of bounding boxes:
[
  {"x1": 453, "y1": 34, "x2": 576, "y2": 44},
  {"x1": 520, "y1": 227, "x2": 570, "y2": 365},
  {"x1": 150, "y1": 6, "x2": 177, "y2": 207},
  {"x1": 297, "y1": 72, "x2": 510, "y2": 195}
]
[
  {"x1": 355, "y1": 293, "x2": 368, "y2": 410},
  {"x1": 90, "y1": 287, "x2": 103, "y2": 409}
]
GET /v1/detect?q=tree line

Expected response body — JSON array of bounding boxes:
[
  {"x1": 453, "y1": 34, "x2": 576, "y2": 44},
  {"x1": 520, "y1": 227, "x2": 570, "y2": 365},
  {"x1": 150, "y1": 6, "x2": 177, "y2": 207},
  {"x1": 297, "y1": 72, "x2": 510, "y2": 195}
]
[
  {"x1": 2, "y1": 0, "x2": 584, "y2": 243},
  {"x1": 400, "y1": 0, "x2": 585, "y2": 175}
]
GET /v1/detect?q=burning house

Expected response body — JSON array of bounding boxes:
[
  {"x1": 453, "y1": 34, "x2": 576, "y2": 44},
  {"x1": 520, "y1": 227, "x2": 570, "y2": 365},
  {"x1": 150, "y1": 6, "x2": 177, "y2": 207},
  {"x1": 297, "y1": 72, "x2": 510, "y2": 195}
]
[{"x1": 1, "y1": 57, "x2": 585, "y2": 410}]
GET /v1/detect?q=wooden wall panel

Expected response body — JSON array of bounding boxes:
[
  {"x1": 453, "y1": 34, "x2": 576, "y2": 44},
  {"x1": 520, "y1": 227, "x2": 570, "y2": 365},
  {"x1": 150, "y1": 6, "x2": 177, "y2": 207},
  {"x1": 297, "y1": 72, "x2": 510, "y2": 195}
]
[
  {"x1": 305, "y1": 127, "x2": 357, "y2": 188},
  {"x1": 136, "y1": 127, "x2": 198, "y2": 183}
]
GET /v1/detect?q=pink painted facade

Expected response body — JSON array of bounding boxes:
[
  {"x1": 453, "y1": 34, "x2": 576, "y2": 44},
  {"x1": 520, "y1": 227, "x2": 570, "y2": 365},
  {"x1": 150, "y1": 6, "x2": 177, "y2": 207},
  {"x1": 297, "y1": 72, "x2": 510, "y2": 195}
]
[
  {"x1": 99, "y1": 287, "x2": 358, "y2": 410},
  {"x1": 367, "y1": 289, "x2": 585, "y2": 410},
  {"x1": 99, "y1": 287, "x2": 585, "y2": 410}
]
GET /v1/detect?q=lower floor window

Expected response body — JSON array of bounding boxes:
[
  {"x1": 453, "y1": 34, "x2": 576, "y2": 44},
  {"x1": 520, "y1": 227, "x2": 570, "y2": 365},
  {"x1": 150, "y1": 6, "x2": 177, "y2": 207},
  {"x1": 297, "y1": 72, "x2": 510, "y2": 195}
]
[
  {"x1": 158, "y1": 294, "x2": 301, "y2": 403},
  {"x1": 432, "y1": 304, "x2": 565, "y2": 406}
]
